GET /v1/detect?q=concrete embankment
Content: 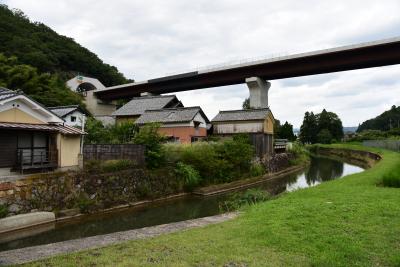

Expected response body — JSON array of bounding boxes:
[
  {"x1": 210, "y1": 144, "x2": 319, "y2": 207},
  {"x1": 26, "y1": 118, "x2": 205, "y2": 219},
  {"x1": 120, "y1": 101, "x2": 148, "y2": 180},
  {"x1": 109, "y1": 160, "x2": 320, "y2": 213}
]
[
  {"x1": 194, "y1": 165, "x2": 306, "y2": 196},
  {"x1": 0, "y1": 212, "x2": 55, "y2": 235},
  {"x1": 0, "y1": 212, "x2": 238, "y2": 266},
  {"x1": 309, "y1": 145, "x2": 381, "y2": 168}
]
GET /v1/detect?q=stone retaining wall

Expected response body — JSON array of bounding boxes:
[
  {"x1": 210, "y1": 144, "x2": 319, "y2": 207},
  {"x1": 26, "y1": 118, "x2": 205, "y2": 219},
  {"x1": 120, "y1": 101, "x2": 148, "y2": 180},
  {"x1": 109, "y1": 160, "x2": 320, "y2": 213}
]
[{"x1": 0, "y1": 167, "x2": 184, "y2": 217}]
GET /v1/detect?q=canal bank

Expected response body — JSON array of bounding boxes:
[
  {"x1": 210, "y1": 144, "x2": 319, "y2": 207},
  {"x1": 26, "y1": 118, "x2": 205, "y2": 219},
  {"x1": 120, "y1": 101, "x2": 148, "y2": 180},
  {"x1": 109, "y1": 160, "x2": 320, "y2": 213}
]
[
  {"x1": 18, "y1": 144, "x2": 399, "y2": 267},
  {"x1": 0, "y1": 153, "x2": 364, "y2": 252}
]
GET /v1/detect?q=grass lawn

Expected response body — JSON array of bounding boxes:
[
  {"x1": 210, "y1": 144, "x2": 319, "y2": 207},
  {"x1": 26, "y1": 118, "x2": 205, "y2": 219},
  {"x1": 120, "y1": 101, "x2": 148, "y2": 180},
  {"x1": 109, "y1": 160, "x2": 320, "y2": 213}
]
[{"x1": 24, "y1": 144, "x2": 400, "y2": 267}]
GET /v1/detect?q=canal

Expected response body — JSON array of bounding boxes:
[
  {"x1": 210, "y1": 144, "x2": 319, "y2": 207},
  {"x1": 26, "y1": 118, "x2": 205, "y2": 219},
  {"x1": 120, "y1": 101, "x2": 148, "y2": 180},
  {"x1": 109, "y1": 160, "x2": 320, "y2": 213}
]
[{"x1": 0, "y1": 155, "x2": 364, "y2": 252}]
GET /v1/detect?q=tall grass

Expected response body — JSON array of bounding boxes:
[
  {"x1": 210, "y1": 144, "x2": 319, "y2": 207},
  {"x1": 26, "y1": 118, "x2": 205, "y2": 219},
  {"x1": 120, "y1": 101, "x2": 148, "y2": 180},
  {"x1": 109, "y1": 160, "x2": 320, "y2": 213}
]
[{"x1": 382, "y1": 164, "x2": 400, "y2": 188}]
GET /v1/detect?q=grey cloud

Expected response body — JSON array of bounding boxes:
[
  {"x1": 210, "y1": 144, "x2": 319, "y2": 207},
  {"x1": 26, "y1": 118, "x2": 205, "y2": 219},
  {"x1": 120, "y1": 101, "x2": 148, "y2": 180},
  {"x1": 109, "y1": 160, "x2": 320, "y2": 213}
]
[{"x1": 4, "y1": 0, "x2": 400, "y2": 127}]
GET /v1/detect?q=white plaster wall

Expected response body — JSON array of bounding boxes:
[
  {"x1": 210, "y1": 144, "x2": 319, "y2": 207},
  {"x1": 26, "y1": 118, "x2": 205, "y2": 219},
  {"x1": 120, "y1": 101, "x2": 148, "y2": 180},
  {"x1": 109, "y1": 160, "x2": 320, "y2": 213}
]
[
  {"x1": 0, "y1": 98, "x2": 62, "y2": 123},
  {"x1": 63, "y1": 111, "x2": 86, "y2": 127},
  {"x1": 189, "y1": 112, "x2": 208, "y2": 128},
  {"x1": 214, "y1": 121, "x2": 264, "y2": 134}
]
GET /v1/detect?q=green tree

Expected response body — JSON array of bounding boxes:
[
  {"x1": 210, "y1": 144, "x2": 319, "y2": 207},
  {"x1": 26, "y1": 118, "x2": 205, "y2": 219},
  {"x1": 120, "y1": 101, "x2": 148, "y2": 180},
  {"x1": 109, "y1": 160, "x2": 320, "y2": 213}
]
[
  {"x1": 84, "y1": 118, "x2": 137, "y2": 144},
  {"x1": 0, "y1": 53, "x2": 84, "y2": 107},
  {"x1": 109, "y1": 121, "x2": 137, "y2": 144},
  {"x1": 357, "y1": 105, "x2": 400, "y2": 132},
  {"x1": 299, "y1": 112, "x2": 318, "y2": 144},
  {"x1": 133, "y1": 123, "x2": 166, "y2": 168},
  {"x1": 316, "y1": 109, "x2": 343, "y2": 141},
  {"x1": 278, "y1": 121, "x2": 296, "y2": 141},
  {"x1": 0, "y1": 5, "x2": 132, "y2": 86},
  {"x1": 242, "y1": 97, "x2": 250, "y2": 109},
  {"x1": 300, "y1": 109, "x2": 343, "y2": 144},
  {"x1": 317, "y1": 129, "x2": 333, "y2": 144},
  {"x1": 84, "y1": 118, "x2": 108, "y2": 144}
]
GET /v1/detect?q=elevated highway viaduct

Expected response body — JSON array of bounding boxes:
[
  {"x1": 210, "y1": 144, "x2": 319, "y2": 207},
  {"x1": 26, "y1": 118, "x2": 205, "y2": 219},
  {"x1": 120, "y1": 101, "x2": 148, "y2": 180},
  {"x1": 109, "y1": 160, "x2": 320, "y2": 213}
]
[{"x1": 95, "y1": 37, "x2": 400, "y2": 104}]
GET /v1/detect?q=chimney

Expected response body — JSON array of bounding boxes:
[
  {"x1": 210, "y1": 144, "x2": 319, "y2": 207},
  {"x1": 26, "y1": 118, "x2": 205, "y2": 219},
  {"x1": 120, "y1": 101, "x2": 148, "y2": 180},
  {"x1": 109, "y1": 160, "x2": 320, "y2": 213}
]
[{"x1": 245, "y1": 77, "x2": 270, "y2": 109}]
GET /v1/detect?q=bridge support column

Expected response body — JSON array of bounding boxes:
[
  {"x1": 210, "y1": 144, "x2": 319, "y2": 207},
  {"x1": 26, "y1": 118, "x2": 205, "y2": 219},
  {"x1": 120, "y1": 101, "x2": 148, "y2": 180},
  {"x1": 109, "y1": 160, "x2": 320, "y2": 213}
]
[{"x1": 245, "y1": 77, "x2": 270, "y2": 109}]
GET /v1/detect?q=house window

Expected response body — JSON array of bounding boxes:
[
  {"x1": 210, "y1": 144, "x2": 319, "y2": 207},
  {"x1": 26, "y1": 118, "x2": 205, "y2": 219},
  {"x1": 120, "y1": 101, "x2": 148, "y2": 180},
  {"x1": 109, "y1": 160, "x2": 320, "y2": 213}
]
[{"x1": 71, "y1": 116, "x2": 77, "y2": 122}]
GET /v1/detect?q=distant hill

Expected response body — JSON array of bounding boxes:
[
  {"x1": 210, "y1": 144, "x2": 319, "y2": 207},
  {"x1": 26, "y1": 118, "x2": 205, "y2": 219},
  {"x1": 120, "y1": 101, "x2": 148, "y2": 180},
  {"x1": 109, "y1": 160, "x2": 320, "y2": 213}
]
[
  {"x1": 343, "y1": 126, "x2": 358, "y2": 133},
  {"x1": 357, "y1": 105, "x2": 400, "y2": 132},
  {"x1": 0, "y1": 5, "x2": 131, "y2": 87}
]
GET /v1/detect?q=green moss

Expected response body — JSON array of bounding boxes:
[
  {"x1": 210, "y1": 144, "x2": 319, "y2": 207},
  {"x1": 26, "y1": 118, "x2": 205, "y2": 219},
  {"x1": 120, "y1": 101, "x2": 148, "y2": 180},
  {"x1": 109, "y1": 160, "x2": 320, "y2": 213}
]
[{"x1": 0, "y1": 204, "x2": 8, "y2": 218}]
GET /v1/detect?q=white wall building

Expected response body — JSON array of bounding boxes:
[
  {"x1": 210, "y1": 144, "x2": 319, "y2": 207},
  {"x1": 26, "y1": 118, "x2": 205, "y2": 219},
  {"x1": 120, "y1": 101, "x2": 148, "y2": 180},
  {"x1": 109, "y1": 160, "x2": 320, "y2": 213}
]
[{"x1": 48, "y1": 105, "x2": 87, "y2": 128}]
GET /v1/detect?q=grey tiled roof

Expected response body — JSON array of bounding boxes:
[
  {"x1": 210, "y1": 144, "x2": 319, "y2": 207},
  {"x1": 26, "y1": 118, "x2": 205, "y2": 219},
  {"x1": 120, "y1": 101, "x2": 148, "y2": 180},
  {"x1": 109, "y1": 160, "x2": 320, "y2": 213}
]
[
  {"x1": 212, "y1": 108, "x2": 270, "y2": 122},
  {"x1": 112, "y1": 95, "x2": 179, "y2": 116},
  {"x1": 95, "y1": 116, "x2": 115, "y2": 126},
  {"x1": 135, "y1": 107, "x2": 208, "y2": 124},
  {"x1": 0, "y1": 87, "x2": 18, "y2": 101},
  {"x1": 48, "y1": 105, "x2": 80, "y2": 118}
]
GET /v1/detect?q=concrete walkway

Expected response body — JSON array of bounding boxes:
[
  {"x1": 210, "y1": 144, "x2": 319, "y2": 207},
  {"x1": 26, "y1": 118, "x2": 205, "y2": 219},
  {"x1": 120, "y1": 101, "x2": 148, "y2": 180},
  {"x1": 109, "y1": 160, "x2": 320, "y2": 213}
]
[{"x1": 0, "y1": 212, "x2": 238, "y2": 266}]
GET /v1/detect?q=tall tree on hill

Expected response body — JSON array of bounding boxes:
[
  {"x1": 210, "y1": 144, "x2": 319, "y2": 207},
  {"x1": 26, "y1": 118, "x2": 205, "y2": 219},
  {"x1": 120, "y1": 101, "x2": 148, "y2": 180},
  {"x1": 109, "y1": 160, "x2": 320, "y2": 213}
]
[
  {"x1": 0, "y1": 53, "x2": 83, "y2": 107},
  {"x1": 357, "y1": 105, "x2": 400, "y2": 132}
]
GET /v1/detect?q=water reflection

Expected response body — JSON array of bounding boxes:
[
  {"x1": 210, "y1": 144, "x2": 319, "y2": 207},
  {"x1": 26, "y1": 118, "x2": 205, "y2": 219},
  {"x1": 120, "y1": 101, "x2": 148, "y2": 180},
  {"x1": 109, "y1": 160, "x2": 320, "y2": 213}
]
[
  {"x1": 0, "y1": 156, "x2": 364, "y2": 252},
  {"x1": 285, "y1": 156, "x2": 363, "y2": 191}
]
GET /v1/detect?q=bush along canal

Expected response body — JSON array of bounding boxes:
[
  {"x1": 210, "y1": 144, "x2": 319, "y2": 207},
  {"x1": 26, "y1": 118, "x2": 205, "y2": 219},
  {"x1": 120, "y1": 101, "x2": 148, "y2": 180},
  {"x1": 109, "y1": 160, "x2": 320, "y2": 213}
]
[{"x1": 0, "y1": 155, "x2": 364, "y2": 252}]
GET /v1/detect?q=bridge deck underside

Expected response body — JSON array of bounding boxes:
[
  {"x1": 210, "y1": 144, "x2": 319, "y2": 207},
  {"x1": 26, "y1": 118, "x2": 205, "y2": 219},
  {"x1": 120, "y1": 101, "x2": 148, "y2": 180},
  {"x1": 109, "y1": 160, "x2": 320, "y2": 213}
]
[{"x1": 96, "y1": 40, "x2": 400, "y2": 100}]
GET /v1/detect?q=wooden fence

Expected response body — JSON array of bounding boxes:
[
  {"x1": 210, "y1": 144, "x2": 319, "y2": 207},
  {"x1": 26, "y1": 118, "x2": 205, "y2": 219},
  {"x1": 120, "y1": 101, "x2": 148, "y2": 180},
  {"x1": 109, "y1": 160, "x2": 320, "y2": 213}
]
[{"x1": 83, "y1": 144, "x2": 146, "y2": 165}]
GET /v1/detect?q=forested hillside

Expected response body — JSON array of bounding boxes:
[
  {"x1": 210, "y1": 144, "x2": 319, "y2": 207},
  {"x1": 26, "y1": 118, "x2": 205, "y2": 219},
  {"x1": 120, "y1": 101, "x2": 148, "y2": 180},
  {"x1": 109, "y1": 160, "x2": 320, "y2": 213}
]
[
  {"x1": 0, "y1": 53, "x2": 84, "y2": 107},
  {"x1": 357, "y1": 105, "x2": 400, "y2": 132},
  {"x1": 0, "y1": 5, "x2": 131, "y2": 87}
]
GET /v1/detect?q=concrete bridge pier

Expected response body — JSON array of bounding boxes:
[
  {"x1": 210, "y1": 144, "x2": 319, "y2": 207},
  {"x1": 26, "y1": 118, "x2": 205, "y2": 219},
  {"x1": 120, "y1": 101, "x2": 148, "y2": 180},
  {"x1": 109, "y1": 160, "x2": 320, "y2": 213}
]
[{"x1": 245, "y1": 77, "x2": 270, "y2": 109}]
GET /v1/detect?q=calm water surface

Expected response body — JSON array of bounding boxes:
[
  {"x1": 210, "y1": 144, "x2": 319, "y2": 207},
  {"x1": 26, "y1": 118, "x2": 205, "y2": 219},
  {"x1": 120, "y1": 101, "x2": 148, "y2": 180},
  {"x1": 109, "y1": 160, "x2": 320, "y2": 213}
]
[{"x1": 0, "y1": 156, "x2": 363, "y2": 251}]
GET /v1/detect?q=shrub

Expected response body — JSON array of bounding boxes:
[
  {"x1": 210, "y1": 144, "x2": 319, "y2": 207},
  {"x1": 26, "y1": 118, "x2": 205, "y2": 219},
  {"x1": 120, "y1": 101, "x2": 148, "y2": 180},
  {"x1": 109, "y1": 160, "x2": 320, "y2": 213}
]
[
  {"x1": 382, "y1": 168, "x2": 400, "y2": 188},
  {"x1": 0, "y1": 204, "x2": 8, "y2": 218},
  {"x1": 163, "y1": 143, "x2": 185, "y2": 164},
  {"x1": 84, "y1": 159, "x2": 137, "y2": 173},
  {"x1": 173, "y1": 137, "x2": 255, "y2": 185},
  {"x1": 250, "y1": 163, "x2": 265, "y2": 177},
  {"x1": 287, "y1": 142, "x2": 309, "y2": 166},
  {"x1": 102, "y1": 159, "x2": 137, "y2": 172},
  {"x1": 75, "y1": 193, "x2": 96, "y2": 213},
  {"x1": 133, "y1": 123, "x2": 165, "y2": 168},
  {"x1": 175, "y1": 162, "x2": 201, "y2": 191},
  {"x1": 216, "y1": 136, "x2": 254, "y2": 176},
  {"x1": 180, "y1": 142, "x2": 220, "y2": 184},
  {"x1": 219, "y1": 188, "x2": 271, "y2": 212},
  {"x1": 84, "y1": 118, "x2": 137, "y2": 144}
]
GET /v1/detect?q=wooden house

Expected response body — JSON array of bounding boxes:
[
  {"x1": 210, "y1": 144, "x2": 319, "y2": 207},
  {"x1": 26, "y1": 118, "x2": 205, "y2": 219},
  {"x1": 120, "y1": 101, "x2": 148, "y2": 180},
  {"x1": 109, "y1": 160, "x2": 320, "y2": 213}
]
[
  {"x1": 135, "y1": 106, "x2": 209, "y2": 143},
  {"x1": 211, "y1": 108, "x2": 275, "y2": 158},
  {"x1": 0, "y1": 88, "x2": 84, "y2": 174},
  {"x1": 112, "y1": 95, "x2": 183, "y2": 124}
]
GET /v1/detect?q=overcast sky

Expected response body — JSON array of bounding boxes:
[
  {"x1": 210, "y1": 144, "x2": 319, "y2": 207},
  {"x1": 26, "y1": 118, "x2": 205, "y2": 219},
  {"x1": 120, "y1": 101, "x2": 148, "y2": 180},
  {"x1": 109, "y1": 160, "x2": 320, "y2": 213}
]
[{"x1": 4, "y1": 0, "x2": 400, "y2": 127}]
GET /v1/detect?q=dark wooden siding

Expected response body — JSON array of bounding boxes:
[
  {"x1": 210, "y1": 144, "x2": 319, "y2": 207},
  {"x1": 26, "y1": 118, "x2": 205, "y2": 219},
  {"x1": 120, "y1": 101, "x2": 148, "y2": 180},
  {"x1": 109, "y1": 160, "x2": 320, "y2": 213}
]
[
  {"x1": 250, "y1": 133, "x2": 274, "y2": 159},
  {"x1": 0, "y1": 130, "x2": 17, "y2": 167},
  {"x1": 83, "y1": 144, "x2": 146, "y2": 165}
]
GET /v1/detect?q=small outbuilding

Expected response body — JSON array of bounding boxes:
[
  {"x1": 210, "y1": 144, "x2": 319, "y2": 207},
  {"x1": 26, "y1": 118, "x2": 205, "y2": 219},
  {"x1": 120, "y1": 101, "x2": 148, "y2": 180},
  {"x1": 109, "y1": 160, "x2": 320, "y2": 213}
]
[
  {"x1": 211, "y1": 108, "x2": 275, "y2": 158},
  {"x1": 135, "y1": 106, "x2": 209, "y2": 143}
]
